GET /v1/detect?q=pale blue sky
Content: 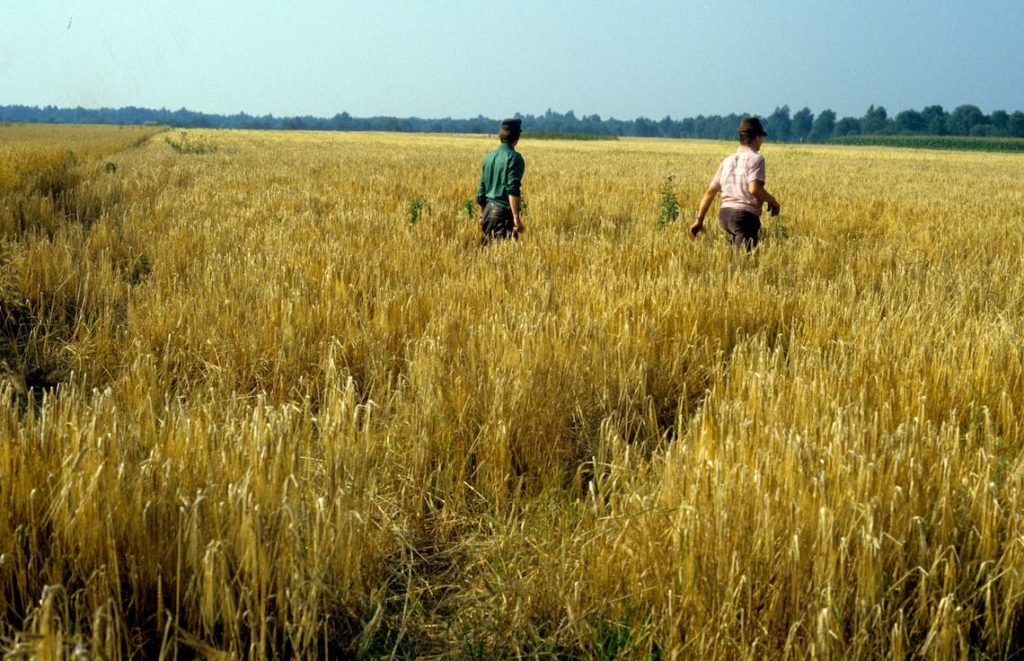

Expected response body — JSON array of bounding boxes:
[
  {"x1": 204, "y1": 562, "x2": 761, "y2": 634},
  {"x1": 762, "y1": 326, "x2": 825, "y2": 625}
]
[{"x1": 3, "y1": 1, "x2": 1021, "y2": 120}]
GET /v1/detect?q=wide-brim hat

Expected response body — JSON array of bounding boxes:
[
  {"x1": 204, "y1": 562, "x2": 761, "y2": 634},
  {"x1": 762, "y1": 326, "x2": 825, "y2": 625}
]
[{"x1": 737, "y1": 117, "x2": 767, "y2": 137}]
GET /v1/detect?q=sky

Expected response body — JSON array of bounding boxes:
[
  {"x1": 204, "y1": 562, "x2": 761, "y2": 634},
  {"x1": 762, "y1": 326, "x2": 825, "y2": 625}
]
[{"x1": 3, "y1": 0, "x2": 1022, "y2": 121}]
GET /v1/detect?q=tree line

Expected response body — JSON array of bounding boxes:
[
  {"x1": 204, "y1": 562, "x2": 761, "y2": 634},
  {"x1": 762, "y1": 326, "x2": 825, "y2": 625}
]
[{"x1": 2, "y1": 103, "x2": 1022, "y2": 142}]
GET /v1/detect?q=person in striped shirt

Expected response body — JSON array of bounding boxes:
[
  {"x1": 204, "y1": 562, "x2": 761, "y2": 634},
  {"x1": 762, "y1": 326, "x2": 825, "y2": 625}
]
[{"x1": 690, "y1": 117, "x2": 781, "y2": 250}]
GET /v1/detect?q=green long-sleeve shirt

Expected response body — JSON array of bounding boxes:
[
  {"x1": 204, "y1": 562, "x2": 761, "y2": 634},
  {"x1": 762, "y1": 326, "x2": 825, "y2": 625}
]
[{"x1": 475, "y1": 143, "x2": 525, "y2": 210}]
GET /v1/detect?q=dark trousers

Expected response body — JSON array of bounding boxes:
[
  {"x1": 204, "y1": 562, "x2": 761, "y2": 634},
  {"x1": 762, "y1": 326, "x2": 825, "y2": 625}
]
[
  {"x1": 718, "y1": 208, "x2": 761, "y2": 251},
  {"x1": 480, "y1": 203, "x2": 516, "y2": 246}
]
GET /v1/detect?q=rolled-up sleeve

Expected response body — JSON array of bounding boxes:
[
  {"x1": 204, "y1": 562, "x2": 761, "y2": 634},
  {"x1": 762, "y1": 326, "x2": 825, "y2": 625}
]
[
  {"x1": 506, "y1": 154, "x2": 524, "y2": 197},
  {"x1": 749, "y1": 155, "x2": 765, "y2": 183},
  {"x1": 709, "y1": 161, "x2": 724, "y2": 192}
]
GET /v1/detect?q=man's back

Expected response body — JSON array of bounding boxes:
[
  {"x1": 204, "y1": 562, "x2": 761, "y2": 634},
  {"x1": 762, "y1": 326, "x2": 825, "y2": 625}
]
[
  {"x1": 477, "y1": 143, "x2": 525, "y2": 210},
  {"x1": 712, "y1": 146, "x2": 765, "y2": 215}
]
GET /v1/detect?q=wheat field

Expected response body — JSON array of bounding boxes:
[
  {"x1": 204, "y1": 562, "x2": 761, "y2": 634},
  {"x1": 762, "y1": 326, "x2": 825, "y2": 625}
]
[{"x1": 2, "y1": 124, "x2": 1024, "y2": 658}]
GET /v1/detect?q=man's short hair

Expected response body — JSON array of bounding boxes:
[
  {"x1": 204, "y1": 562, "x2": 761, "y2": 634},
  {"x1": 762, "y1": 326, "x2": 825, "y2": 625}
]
[{"x1": 499, "y1": 118, "x2": 522, "y2": 143}]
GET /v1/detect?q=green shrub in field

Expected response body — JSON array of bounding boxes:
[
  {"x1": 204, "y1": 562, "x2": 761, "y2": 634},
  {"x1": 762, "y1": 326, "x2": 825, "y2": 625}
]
[
  {"x1": 656, "y1": 175, "x2": 679, "y2": 230},
  {"x1": 407, "y1": 196, "x2": 431, "y2": 224},
  {"x1": 165, "y1": 131, "x2": 218, "y2": 154}
]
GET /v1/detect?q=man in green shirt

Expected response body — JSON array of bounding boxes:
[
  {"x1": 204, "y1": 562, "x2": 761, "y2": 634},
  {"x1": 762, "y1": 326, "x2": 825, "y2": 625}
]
[{"x1": 476, "y1": 118, "x2": 525, "y2": 245}]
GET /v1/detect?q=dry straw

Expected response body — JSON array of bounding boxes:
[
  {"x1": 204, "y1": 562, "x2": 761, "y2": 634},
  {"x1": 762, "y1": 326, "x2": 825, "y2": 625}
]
[{"x1": 2, "y1": 124, "x2": 1024, "y2": 658}]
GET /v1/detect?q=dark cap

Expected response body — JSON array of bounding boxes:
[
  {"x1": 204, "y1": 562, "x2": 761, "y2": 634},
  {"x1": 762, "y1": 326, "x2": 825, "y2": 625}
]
[
  {"x1": 500, "y1": 118, "x2": 522, "y2": 131},
  {"x1": 737, "y1": 117, "x2": 767, "y2": 137}
]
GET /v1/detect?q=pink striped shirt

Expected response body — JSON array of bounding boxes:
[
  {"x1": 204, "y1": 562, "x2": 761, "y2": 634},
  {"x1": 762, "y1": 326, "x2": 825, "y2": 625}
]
[{"x1": 709, "y1": 146, "x2": 766, "y2": 216}]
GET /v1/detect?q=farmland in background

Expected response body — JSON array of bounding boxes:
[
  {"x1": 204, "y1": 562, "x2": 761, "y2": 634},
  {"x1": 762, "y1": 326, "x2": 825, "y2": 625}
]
[
  {"x1": 830, "y1": 134, "x2": 1024, "y2": 153},
  {"x1": 2, "y1": 125, "x2": 1024, "y2": 658}
]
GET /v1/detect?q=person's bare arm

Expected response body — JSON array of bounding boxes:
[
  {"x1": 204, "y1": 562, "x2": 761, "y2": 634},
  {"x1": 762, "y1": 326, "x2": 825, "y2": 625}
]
[
  {"x1": 510, "y1": 194, "x2": 523, "y2": 234},
  {"x1": 748, "y1": 180, "x2": 780, "y2": 216},
  {"x1": 689, "y1": 187, "x2": 718, "y2": 236}
]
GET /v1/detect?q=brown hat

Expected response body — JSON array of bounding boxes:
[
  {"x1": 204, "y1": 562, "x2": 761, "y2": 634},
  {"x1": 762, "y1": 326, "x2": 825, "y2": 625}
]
[{"x1": 737, "y1": 117, "x2": 767, "y2": 137}]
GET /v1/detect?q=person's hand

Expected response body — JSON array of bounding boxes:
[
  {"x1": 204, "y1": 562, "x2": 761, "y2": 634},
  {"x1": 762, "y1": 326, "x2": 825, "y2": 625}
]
[
  {"x1": 689, "y1": 219, "x2": 704, "y2": 237},
  {"x1": 768, "y1": 204, "x2": 780, "y2": 217},
  {"x1": 513, "y1": 220, "x2": 524, "y2": 235}
]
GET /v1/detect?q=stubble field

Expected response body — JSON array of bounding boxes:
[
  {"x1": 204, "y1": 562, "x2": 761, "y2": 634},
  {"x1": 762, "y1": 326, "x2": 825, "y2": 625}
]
[{"x1": 2, "y1": 124, "x2": 1024, "y2": 658}]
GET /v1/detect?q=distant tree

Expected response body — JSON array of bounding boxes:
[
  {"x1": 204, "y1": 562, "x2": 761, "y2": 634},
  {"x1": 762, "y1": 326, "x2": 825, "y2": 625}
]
[
  {"x1": 722, "y1": 114, "x2": 743, "y2": 140},
  {"x1": 791, "y1": 107, "x2": 813, "y2": 142},
  {"x1": 605, "y1": 117, "x2": 627, "y2": 136},
  {"x1": 680, "y1": 119, "x2": 692, "y2": 138},
  {"x1": 920, "y1": 105, "x2": 947, "y2": 135},
  {"x1": 990, "y1": 110, "x2": 1010, "y2": 135},
  {"x1": 861, "y1": 105, "x2": 890, "y2": 134},
  {"x1": 894, "y1": 109, "x2": 927, "y2": 133},
  {"x1": 692, "y1": 114, "x2": 711, "y2": 138},
  {"x1": 948, "y1": 104, "x2": 985, "y2": 135},
  {"x1": 808, "y1": 109, "x2": 836, "y2": 142},
  {"x1": 633, "y1": 117, "x2": 659, "y2": 137},
  {"x1": 556, "y1": 109, "x2": 580, "y2": 133},
  {"x1": 244, "y1": 115, "x2": 269, "y2": 130},
  {"x1": 763, "y1": 106, "x2": 792, "y2": 141},
  {"x1": 328, "y1": 112, "x2": 353, "y2": 130},
  {"x1": 1008, "y1": 111, "x2": 1024, "y2": 138},
  {"x1": 4, "y1": 101, "x2": 1022, "y2": 141},
  {"x1": 581, "y1": 113, "x2": 604, "y2": 134},
  {"x1": 833, "y1": 117, "x2": 861, "y2": 137},
  {"x1": 658, "y1": 115, "x2": 680, "y2": 138}
]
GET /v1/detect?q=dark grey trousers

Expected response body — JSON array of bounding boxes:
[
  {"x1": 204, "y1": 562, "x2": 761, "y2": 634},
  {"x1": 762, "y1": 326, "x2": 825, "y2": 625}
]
[
  {"x1": 480, "y1": 203, "x2": 516, "y2": 246},
  {"x1": 718, "y1": 207, "x2": 761, "y2": 251}
]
